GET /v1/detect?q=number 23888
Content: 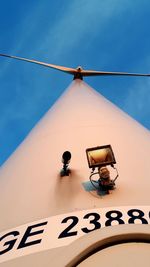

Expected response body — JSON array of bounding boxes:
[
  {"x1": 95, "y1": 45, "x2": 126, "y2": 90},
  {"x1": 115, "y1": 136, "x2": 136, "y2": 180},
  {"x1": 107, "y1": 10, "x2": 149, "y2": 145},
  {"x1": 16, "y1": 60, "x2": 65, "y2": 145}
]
[{"x1": 58, "y1": 209, "x2": 149, "y2": 238}]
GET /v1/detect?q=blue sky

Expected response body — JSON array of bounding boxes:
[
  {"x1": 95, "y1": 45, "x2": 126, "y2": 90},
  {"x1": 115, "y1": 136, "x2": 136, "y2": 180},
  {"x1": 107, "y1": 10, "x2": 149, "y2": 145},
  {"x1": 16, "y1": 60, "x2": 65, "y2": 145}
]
[{"x1": 0, "y1": 0, "x2": 150, "y2": 166}]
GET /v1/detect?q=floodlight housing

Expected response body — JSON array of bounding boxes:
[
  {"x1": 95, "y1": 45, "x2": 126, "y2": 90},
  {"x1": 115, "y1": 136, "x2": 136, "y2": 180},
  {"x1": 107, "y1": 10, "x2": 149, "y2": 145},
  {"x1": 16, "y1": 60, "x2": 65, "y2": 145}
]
[{"x1": 86, "y1": 145, "x2": 116, "y2": 169}]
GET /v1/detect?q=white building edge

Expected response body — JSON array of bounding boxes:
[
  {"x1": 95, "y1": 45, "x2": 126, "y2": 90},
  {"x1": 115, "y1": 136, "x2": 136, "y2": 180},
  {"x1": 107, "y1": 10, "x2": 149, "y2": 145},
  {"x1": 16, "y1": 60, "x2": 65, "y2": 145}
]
[{"x1": 0, "y1": 79, "x2": 150, "y2": 266}]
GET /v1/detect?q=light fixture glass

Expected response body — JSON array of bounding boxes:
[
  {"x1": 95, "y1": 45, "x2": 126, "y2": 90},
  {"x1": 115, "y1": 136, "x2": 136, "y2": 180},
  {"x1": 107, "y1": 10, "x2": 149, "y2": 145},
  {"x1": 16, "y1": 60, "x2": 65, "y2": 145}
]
[{"x1": 86, "y1": 145, "x2": 116, "y2": 169}]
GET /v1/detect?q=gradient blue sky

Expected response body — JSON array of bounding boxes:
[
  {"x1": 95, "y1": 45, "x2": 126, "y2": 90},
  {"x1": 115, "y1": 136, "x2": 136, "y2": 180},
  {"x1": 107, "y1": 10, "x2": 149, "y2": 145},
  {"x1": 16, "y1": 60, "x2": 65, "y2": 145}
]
[{"x1": 0, "y1": 0, "x2": 150, "y2": 166}]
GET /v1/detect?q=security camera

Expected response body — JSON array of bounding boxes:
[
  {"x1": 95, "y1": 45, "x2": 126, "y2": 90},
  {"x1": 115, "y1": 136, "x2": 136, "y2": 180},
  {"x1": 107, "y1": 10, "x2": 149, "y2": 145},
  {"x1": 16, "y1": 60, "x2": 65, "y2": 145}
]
[
  {"x1": 60, "y1": 151, "x2": 71, "y2": 177},
  {"x1": 62, "y1": 151, "x2": 71, "y2": 165}
]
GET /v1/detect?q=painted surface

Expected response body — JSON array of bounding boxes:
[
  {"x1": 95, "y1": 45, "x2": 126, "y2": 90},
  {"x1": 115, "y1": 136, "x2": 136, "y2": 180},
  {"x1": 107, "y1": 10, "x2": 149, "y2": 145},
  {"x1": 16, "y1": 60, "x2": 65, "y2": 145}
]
[
  {"x1": 78, "y1": 243, "x2": 150, "y2": 267},
  {"x1": 0, "y1": 80, "x2": 150, "y2": 266},
  {"x1": 1, "y1": 205, "x2": 150, "y2": 263}
]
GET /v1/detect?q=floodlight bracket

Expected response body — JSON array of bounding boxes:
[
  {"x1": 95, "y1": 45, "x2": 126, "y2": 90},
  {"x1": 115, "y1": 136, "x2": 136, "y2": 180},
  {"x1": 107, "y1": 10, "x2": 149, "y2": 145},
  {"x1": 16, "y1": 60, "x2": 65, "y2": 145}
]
[{"x1": 89, "y1": 165, "x2": 118, "y2": 194}]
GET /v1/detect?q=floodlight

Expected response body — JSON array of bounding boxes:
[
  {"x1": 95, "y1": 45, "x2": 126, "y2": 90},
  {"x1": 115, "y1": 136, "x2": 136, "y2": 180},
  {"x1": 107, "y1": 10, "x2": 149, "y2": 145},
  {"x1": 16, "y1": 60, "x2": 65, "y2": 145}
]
[
  {"x1": 86, "y1": 145, "x2": 116, "y2": 169},
  {"x1": 86, "y1": 145, "x2": 118, "y2": 195}
]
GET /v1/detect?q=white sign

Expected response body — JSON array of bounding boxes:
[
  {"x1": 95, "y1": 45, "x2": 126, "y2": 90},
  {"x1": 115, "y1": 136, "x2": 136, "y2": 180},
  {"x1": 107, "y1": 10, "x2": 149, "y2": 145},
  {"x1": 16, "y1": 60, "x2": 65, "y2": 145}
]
[{"x1": 0, "y1": 206, "x2": 150, "y2": 263}]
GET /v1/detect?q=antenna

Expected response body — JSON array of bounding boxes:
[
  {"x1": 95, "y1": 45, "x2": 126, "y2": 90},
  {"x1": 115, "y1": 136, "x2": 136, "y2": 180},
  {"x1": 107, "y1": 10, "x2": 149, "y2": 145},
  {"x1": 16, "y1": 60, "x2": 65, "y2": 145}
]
[{"x1": 0, "y1": 53, "x2": 150, "y2": 80}]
